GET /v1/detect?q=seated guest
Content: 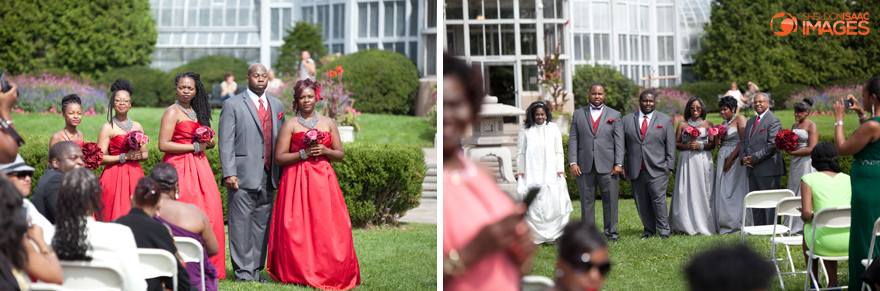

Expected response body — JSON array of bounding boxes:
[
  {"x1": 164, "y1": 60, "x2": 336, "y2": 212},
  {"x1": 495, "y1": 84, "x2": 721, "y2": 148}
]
[
  {"x1": 549, "y1": 221, "x2": 611, "y2": 291},
  {"x1": 51, "y1": 168, "x2": 146, "y2": 291},
  {"x1": 32, "y1": 141, "x2": 84, "y2": 223},
  {"x1": 115, "y1": 178, "x2": 192, "y2": 291},
  {"x1": 685, "y1": 245, "x2": 773, "y2": 291},
  {"x1": 800, "y1": 142, "x2": 851, "y2": 289},
  {"x1": 151, "y1": 163, "x2": 219, "y2": 291},
  {"x1": 0, "y1": 154, "x2": 54, "y2": 242},
  {"x1": 0, "y1": 176, "x2": 62, "y2": 290}
]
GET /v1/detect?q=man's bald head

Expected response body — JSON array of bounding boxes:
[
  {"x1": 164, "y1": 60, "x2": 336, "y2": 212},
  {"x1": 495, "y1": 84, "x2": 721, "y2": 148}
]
[
  {"x1": 247, "y1": 64, "x2": 268, "y2": 95},
  {"x1": 49, "y1": 141, "x2": 84, "y2": 173}
]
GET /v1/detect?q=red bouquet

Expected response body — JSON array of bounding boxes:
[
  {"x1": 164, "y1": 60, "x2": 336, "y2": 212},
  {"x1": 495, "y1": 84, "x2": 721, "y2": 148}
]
[
  {"x1": 302, "y1": 129, "x2": 327, "y2": 161},
  {"x1": 685, "y1": 126, "x2": 701, "y2": 137},
  {"x1": 192, "y1": 126, "x2": 215, "y2": 143},
  {"x1": 126, "y1": 130, "x2": 149, "y2": 150},
  {"x1": 80, "y1": 142, "x2": 103, "y2": 170},
  {"x1": 709, "y1": 125, "x2": 727, "y2": 136},
  {"x1": 775, "y1": 129, "x2": 798, "y2": 150}
]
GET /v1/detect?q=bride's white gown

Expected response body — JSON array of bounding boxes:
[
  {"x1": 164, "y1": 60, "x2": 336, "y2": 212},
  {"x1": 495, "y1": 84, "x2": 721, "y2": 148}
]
[{"x1": 515, "y1": 122, "x2": 573, "y2": 243}]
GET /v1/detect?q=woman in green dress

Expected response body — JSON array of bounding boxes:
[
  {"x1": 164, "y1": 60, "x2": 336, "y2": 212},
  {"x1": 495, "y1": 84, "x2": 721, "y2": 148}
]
[
  {"x1": 833, "y1": 76, "x2": 880, "y2": 289},
  {"x1": 800, "y1": 142, "x2": 851, "y2": 289}
]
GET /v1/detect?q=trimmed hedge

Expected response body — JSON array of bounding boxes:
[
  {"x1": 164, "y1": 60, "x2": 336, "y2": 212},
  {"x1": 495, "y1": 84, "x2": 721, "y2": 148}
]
[
  {"x1": 572, "y1": 65, "x2": 638, "y2": 111},
  {"x1": 767, "y1": 83, "x2": 810, "y2": 110},
  {"x1": 318, "y1": 49, "x2": 419, "y2": 115},
  {"x1": 674, "y1": 81, "x2": 731, "y2": 112},
  {"x1": 19, "y1": 134, "x2": 424, "y2": 227},
  {"x1": 560, "y1": 133, "x2": 852, "y2": 200},
  {"x1": 166, "y1": 55, "x2": 250, "y2": 104},
  {"x1": 96, "y1": 65, "x2": 167, "y2": 107}
]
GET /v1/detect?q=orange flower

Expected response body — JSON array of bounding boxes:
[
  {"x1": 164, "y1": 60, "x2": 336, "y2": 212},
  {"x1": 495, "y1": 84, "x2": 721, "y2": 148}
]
[
  {"x1": 336, "y1": 66, "x2": 343, "y2": 72},
  {"x1": 330, "y1": 70, "x2": 338, "y2": 77}
]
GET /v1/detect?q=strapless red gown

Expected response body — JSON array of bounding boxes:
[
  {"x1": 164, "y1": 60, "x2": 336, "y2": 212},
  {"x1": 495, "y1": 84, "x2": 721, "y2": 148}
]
[
  {"x1": 161, "y1": 121, "x2": 226, "y2": 279},
  {"x1": 98, "y1": 134, "x2": 144, "y2": 222},
  {"x1": 267, "y1": 131, "x2": 361, "y2": 290}
]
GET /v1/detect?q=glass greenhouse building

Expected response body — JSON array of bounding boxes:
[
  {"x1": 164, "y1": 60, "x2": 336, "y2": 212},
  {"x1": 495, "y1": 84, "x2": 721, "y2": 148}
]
[
  {"x1": 444, "y1": 0, "x2": 711, "y2": 107},
  {"x1": 149, "y1": 0, "x2": 438, "y2": 77}
]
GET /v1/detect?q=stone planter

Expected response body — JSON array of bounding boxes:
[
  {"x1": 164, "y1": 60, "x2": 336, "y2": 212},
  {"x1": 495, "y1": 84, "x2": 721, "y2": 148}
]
[{"x1": 339, "y1": 126, "x2": 355, "y2": 142}]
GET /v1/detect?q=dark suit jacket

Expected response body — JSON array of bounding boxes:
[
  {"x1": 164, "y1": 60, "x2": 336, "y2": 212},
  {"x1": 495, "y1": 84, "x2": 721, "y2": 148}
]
[
  {"x1": 31, "y1": 169, "x2": 61, "y2": 224},
  {"x1": 218, "y1": 90, "x2": 286, "y2": 190},
  {"x1": 740, "y1": 110, "x2": 786, "y2": 177},
  {"x1": 568, "y1": 106, "x2": 624, "y2": 174},
  {"x1": 114, "y1": 208, "x2": 191, "y2": 291},
  {"x1": 622, "y1": 111, "x2": 676, "y2": 180}
]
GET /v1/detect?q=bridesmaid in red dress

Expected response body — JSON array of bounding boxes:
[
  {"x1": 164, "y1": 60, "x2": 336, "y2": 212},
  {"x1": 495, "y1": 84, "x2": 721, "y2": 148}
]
[
  {"x1": 48, "y1": 94, "x2": 85, "y2": 161},
  {"x1": 267, "y1": 79, "x2": 360, "y2": 290},
  {"x1": 97, "y1": 79, "x2": 148, "y2": 222},
  {"x1": 158, "y1": 72, "x2": 226, "y2": 279}
]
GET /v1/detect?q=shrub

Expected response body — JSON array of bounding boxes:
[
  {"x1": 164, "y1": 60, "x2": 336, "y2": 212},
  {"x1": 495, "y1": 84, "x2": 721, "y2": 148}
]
[
  {"x1": 96, "y1": 66, "x2": 167, "y2": 107},
  {"x1": 333, "y1": 143, "x2": 426, "y2": 227},
  {"x1": 427, "y1": 104, "x2": 437, "y2": 127},
  {"x1": 769, "y1": 83, "x2": 810, "y2": 110},
  {"x1": 319, "y1": 50, "x2": 419, "y2": 115},
  {"x1": 166, "y1": 55, "x2": 250, "y2": 104},
  {"x1": 624, "y1": 88, "x2": 693, "y2": 118},
  {"x1": 275, "y1": 22, "x2": 328, "y2": 76},
  {"x1": 572, "y1": 64, "x2": 637, "y2": 111},
  {"x1": 9, "y1": 73, "x2": 107, "y2": 114},
  {"x1": 674, "y1": 81, "x2": 731, "y2": 112}
]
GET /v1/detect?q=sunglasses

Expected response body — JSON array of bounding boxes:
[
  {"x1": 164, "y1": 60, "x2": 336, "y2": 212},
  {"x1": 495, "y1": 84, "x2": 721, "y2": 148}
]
[
  {"x1": 566, "y1": 254, "x2": 612, "y2": 277},
  {"x1": 8, "y1": 171, "x2": 33, "y2": 178}
]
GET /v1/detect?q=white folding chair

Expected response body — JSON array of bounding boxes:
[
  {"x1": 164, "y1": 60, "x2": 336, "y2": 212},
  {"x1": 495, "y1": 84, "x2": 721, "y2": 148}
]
[
  {"x1": 741, "y1": 189, "x2": 795, "y2": 243},
  {"x1": 175, "y1": 237, "x2": 206, "y2": 291},
  {"x1": 521, "y1": 275, "x2": 555, "y2": 291},
  {"x1": 138, "y1": 248, "x2": 179, "y2": 291},
  {"x1": 861, "y1": 217, "x2": 880, "y2": 291},
  {"x1": 29, "y1": 282, "x2": 66, "y2": 291},
  {"x1": 804, "y1": 206, "x2": 851, "y2": 291},
  {"x1": 770, "y1": 197, "x2": 806, "y2": 290},
  {"x1": 57, "y1": 260, "x2": 125, "y2": 291}
]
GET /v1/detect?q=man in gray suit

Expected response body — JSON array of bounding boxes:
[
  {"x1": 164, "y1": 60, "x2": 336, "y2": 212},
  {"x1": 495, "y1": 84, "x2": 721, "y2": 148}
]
[
  {"x1": 569, "y1": 84, "x2": 624, "y2": 241},
  {"x1": 219, "y1": 63, "x2": 286, "y2": 282},
  {"x1": 622, "y1": 90, "x2": 675, "y2": 239},
  {"x1": 740, "y1": 93, "x2": 786, "y2": 225}
]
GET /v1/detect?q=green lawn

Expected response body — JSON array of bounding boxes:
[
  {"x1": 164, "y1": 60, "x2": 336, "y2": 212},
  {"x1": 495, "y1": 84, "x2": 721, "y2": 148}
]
[
  {"x1": 10, "y1": 108, "x2": 436, "y2": 147},
  {"x1": 535, "y1": 199, "x2": 847, "y2": 291},
  {"x1": 704, "y1": 109, "x2": 861, "y2": 135},
  {"x1": 218, "y1": 223, "x2": 437, "y2": 290}
]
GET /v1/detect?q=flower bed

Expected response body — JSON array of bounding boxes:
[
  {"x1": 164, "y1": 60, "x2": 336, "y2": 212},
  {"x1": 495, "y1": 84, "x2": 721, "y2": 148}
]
[
  {"x1": 786, "y1": 84, "x2": 863, "y2": 116},
  {"x1": 9, "y1": 73, "x2": 107, "y2": 114},
  {"x1": 625, "y1": 88, "x2": 693, "y2": 120}
]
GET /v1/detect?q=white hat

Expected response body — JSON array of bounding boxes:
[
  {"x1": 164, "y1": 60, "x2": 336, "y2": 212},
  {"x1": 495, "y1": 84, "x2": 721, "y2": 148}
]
[{"x1": 0, "y1": 154, "x2": 35, "y2": 174}]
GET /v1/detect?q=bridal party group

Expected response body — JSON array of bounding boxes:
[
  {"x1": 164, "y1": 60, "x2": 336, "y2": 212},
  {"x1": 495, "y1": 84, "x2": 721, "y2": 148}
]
[{"x1": 3, "y1": 63, "x2": 361, "y2": 291}]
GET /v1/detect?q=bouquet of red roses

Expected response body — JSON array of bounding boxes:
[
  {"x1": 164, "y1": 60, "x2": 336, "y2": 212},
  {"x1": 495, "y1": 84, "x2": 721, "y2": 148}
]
[
  {"x1": 685, "y1": 126, "x2": 701, "y2": 139},
  {"x1": 192, "y1": 126, "x2": 215, "y2": 143},
  {"x1": 775, "y1": 129, "x2": 798, "y2": 151},
  {"x1": 126, "y1": 130, "x2": 149, "y2": 150},
  {"x1": 712, "y1": 124, "x2": 727, "y2": 136},
  {"x1": 80, "y1": 142, "x2": 103, "y2": 170},
  {"x1": 302, "y1": 129, "x2": 327, "y2": 161}
]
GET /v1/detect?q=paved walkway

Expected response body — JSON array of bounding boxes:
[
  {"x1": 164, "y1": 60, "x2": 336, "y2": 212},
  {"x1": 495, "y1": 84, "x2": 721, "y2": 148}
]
[{"x1": 400, "y1": 147, "x2": 438, "y2": 224}]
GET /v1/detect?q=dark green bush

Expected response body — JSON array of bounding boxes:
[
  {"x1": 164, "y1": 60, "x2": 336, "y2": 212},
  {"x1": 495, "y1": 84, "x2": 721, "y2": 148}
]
[
  {"x1": 97, "y1": 65, "x2": 167, "y2": 107},
  {"x1": 319, "y1": 50, "x2": 419, "y2": 115},
  {"x1": 767, "y1": 83, "x2": 810, "y2": 110},
  {"x1": 427, "y1": 104, "x2": 437, "y2": 127},
  {"x1": 332, "y1": 143, "x2": 426, "y2": 227},
  {"x1": 571, "y1": 65, "x2": 638, "y2": 111},
  {"x1": 675, "y1": 81, "x2": 731, "y2": 112},
  {"x1": 166, "y1": 55, "x2": 250, "y2": 104}
]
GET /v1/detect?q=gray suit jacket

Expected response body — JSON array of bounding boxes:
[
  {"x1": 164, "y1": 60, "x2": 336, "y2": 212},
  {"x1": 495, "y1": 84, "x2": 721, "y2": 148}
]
[
  {"x1": 740, "y1": 110, "x2": 786, "y2": 177},
  {"x1": 218, "y1": 91, "x2": 286, "y2": 190},
  {"x1": 568, "y1": 106, "x2": 624, "y2": 174},
  {"x1": 622, "y1": 111, "x2": 676, "y2": 180}
]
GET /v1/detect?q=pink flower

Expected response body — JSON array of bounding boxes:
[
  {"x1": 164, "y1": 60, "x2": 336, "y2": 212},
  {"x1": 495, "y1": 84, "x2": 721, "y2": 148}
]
[
  {"x1": 49, "y1": 107, "x2": 56, "y2": 113},
  {"x1": 708, "y1": 127, "x2": 719, "y2": 136},
  {"x1": 306, "y1": 129, "x2": 319, "y2": 141}
]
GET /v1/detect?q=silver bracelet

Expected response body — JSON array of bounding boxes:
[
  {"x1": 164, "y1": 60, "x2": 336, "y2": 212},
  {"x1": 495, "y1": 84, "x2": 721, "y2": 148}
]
[
  {"x1": 299, "y1": 149, "x2": 308, "y2": 160},
  {"x1": 699, "y1": 143, "x2": 705, "y2": 151},
  {"x1": 859, "y1": 113, "x2": 867, "y2": 119},
  {"x1": 193, "y1": 142, "x2": 200, "y2": 154},
  {"x1": 119, "y1": 153, "x2": 126, "y2": 164}
]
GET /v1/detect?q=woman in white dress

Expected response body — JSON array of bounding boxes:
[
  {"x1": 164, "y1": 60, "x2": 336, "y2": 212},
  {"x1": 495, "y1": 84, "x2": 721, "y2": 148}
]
[
  {"x1": 784, "y1": 97, "x2": 818, "y2": 234},
  {"x1": 670, "y1": 98, "x2": 717, "y2": 235},
  {"x1": 726, "y1": 82, "x2": 745, "y2": 114},
  {"x1": 714, "y1": 96, "x2": 749, "y2": 234},
  {"x1": 515, "y1": 101, "x2": 572, "y2": 244}
]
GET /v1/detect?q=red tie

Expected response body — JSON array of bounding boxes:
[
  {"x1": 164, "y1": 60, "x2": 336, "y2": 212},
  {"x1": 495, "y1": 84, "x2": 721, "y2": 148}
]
[
  {"x1": 640, "y1": 116, "x2": 648, "y2": 169},
  {"x1": 257, "y1": 99, "x2": 273, "y2": 169},
  {"x1": 750, "y1": 115, "x2": 760, "y2": 136}
]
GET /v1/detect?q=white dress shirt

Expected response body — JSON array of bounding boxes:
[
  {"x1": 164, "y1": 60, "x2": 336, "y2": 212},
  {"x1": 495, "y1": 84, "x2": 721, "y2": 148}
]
[
  {"x1": 639, "y1": 110, "x2": 654, "y2": 127},
  {"x1": 246, "y1": 88, "x2": 267, "y2": 110},
  {"x1": 590, "y1": 105, "x2": 603, "y2": 121}
]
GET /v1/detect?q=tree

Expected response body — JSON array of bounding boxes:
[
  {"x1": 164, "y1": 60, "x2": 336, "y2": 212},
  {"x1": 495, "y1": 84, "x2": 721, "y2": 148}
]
[
  {"x1": 572, "y1": 64, "x2": 637, "y2": 110},
  {"x1": 695, "y1": 0, "x2": 862, "y2": 88},
  {"x1": 275, "y1": 22, "x2": 328, "y2": 75},
  {"x1": 0, "y1": 0, "x2": 156, "y2": 76}
]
